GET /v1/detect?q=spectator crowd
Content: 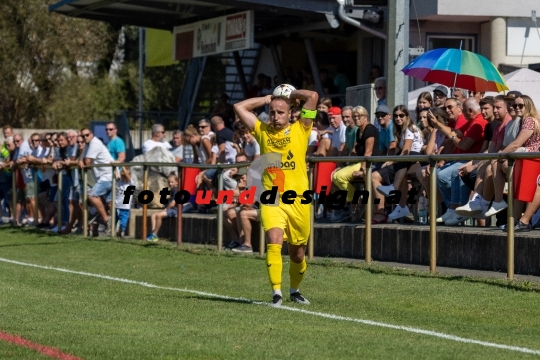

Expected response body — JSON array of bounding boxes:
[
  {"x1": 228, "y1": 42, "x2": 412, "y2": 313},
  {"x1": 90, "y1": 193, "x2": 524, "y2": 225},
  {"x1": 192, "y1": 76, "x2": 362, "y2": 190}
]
[{"x1": 1, "y1": 78, "x2": 539, "y2": 253}]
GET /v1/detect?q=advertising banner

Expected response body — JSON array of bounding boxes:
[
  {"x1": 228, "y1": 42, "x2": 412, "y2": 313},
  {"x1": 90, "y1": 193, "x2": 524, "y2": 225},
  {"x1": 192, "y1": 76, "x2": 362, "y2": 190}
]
[{"x1": 173, "y1": 10, "x2": 254, "y2": 60}]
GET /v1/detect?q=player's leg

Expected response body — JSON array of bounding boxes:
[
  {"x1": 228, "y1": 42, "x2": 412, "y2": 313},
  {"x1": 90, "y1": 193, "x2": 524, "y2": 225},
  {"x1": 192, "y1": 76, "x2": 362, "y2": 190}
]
[
  {"x1": 266, "y1": 227, "x2": 284, "y2": 306},
  {"x1": 286, "y1": 199, "x2": 311, "y2": 304}
]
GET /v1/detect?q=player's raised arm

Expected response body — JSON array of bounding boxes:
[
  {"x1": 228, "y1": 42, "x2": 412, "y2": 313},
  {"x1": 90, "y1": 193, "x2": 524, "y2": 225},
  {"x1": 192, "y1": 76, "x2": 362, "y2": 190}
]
[
  {"x1": 233, "y1": 95, "x2": 272, "y2": 132},
  {"x1": 290, "y1": 89, "x2": 319, "y2": 127}
]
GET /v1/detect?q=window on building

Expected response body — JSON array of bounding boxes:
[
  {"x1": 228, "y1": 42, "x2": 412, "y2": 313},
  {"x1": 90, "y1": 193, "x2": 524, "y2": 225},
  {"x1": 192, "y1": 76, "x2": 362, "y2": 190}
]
[{"x1": 427, "y1": 35, "x2": 475, "y2": 52}]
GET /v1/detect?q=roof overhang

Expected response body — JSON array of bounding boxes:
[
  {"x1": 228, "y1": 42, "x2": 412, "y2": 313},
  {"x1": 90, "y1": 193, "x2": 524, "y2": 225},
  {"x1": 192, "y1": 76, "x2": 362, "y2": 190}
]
[{"x1": 49, "y1": 0, "x2": 389, "y2": 43}]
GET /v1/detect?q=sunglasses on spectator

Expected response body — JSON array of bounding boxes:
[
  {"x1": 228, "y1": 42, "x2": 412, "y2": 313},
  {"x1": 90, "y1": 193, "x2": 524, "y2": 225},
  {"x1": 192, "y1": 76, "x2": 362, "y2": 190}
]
[
  {"x1": 106, "y1": 128, "x2": 115, "y2": 131},
  {"x1": 77, "y1": 141, "x2": 84, "y2": 144},
  {"x1": 393, "y1": 113, "x2": 406, "y2": 119},
  {"x1": 198, "y1": 125, "x2": 209, "y2": 129},
  {"x1": 14, "y1": 140, "x2": 21, "y2": 144},
  {"x1": 32, "y1": 139, "x2": 40, "y2": 142},
  {"x1": 515, "y1": 103, "x2": 525, "y2": 109},
  {"x1": 82, "y1": 133, "x2": 91, "y2": 138},
  {"x1": 375, "y1": 112, "x2": 388, "y2": 118}
]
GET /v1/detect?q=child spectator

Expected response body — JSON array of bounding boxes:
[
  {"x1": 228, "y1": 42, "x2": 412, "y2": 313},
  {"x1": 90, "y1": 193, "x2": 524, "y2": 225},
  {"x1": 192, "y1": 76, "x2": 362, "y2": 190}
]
[
  {"x1": 146, "y1": 173, "x2": 178, "y2": 242},
  {"x1": 115, "y1": 166, "x2": 133, "y2": 237}
]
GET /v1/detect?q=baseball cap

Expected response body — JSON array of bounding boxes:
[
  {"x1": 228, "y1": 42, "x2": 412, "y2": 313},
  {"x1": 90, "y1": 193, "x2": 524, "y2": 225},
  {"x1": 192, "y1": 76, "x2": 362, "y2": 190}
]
[
  {"x1": 233, "y1": 167, "x2": 248, "y2": 178},
  {"x1": 504, "y1": 90, "x2": 522, "y2": 100},
  {"x1": 433, "y1": 85, "x2": 449, "y2": 97},
  {"x1": 375, "y1": 104, "x2": 390, "y2": 115},
  {"x1": 328, "y1": 107, "x2": 342, "y2": 116}
]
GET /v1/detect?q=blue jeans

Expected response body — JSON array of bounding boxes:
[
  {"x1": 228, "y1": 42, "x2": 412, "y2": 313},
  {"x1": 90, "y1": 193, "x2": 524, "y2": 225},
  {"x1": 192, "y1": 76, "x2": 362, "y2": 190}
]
[
  {"x1": 116, "y1": 209, "x2": 130, "y2": 231},
  {"x1": 436, "y1": 161, "x2": 470, "y2": 207}
]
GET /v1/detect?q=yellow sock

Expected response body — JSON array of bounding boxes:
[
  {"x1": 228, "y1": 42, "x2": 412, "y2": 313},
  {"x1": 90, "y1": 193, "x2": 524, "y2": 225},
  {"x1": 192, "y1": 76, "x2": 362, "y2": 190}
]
[
  {"x1": 289, "y1": 256, "x2": 307, "y2": 290},
  {"x1": 266, "y1": 244, "x2": 283, "y2": 291}
]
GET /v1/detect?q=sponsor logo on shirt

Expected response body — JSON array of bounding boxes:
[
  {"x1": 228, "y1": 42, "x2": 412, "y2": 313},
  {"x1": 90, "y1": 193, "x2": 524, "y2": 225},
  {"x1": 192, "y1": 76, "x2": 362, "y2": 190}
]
[{"x1": 266, "y1": 137, "x2": 291, "y2": 148}]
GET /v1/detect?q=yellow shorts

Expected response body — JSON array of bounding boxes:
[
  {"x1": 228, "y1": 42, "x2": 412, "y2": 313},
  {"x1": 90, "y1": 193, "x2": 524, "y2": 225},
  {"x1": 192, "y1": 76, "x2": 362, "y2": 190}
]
[{"x1": 260, "y1": 197, "x2": 311, "y2": 246}]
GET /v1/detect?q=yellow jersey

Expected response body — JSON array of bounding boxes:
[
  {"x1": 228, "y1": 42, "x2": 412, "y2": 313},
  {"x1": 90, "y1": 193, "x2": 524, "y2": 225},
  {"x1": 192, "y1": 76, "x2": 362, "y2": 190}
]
[{"x1": 252, "y1": 120, "x2": 312, "y2": 196}]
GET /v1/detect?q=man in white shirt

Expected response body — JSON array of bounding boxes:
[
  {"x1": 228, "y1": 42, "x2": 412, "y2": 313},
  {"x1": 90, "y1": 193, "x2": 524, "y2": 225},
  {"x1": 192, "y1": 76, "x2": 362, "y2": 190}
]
[
  {"x1": 142, "y1": 124, "x2": 172, "y2": 154},
  {"x1": 328, "y1": 106, "x2": 346, "y2": 157},
  {"x1": 81, "y1": 128, "x2": 114, "y2": 232}
]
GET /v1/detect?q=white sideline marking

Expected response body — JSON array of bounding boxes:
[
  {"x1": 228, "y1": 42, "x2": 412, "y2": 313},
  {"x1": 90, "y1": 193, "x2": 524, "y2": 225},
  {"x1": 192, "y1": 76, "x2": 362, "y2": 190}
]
[{"x1": 1, "y1": 256, "x2": 539, "y2": 356}]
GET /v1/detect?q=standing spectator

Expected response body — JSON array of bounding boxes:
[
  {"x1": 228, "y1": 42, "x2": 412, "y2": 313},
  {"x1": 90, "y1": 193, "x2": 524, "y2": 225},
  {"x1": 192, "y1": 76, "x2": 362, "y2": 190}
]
[
  {"x1": 59, "y1": 130, "x2": 83, "y2": 234},
  {"x1": 0, "y1": 137, "x2": 14, "y2": 222},
  {"x1": 142, "y1": 124, "x2": 171, "y2": 154},
  {"x1": 106, "y1": 123, "x2": 126, "y2": 163},
  {"x1": 52, "y1": 132, "x2": 72, "y2": 232},
  {"x1": 212, "y1": 115, "x2": 237, "y2": 164},
  {"x1": 170, "y1": 130, "x2": 184, "y2": 163},
  {"x1": 13, "y1": 134, "x2": 36, "y2": 226},
  {"x1": 373, "y1": 77, "x2": 387, "y2": 131},
  {"x1": 81, "y1": 128, "x2": 114, "y2": 233},
  {"x1": 3, "y1": 125, "x2": 14, "y2": 140},
  {"x1": 471, "y1": 91, "x2": 485, "y2": 101},
  {"x1": 115, "y1": 166, "x2": 133, "y2": 237}
]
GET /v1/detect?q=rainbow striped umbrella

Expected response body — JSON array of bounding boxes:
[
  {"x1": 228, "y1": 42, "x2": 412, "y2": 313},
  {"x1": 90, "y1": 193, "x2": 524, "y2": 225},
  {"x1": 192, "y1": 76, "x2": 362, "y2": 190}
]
[{"x1": 402, "y1": 48, "x2": 509, "y2": 92}]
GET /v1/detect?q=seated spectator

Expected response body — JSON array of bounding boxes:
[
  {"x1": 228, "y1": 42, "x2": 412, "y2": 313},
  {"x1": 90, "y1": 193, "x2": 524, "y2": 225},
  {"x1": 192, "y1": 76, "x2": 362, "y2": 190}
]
[
  {"x1": 240, "y1": 129, "x2": 260, "y2": 161},
  {"x1": 453, "y1": 88, "x2": 469, "y2": 104},
  {"x1": 331, "y1": 106, "x2": 378, "y2": 222},
  {"x1": 416, "y1": 92, "x2": 433, "y2": 127},
  {"x1": 228, "y1": 167, "x2": 260, "y2": 253},
  {"x1": 81, "y1": 128, "x2": 114, "y2": 233},
  {"x1": 328, "y1": 107, "x2": 346, "y2": 157},
  {"x1": 370, "y1": 104, "x2": 397, "y2": 224},
  {"x1": 106, "y1": 123, "x2": 126, "y2": 163},
  {"x1": 142, "y1": 124, "x2": 171, "y2": 154},
  {"x1": 170, "y1": 130, "x2": 184, "y2": 163},
  {"x1": 341, "y1": 106, "x2": 357, "y2": 156},
  {"x1": 488, "y1": 95, "x2": 540, "y2": 221},
  {"x1": 376, "y1": 106, "x2": 424, "y2": 221},
  {"x1": 290, "y1": 107, "x2": 302, "y2": 123},
  {"x1": 455, "y1": 96, "x2": 500, "y2": 222},
  {"x1": 433, "y1": 85, "x2": 448, "y2": 110},
  {"x1": 432, "y1": 98, "x2": 487, "y2": 225},
  {"x1": 310, "y1": 111, "x2": 331, "y2": 157},
  {"x1": 223, "y1": 166, "x2": 249, "y2": 249},
  {"x1": 415, "y1": 107, "x2": 448, "y2": 200},
  {"x1": 146, "y1": 173, "x2": 178, "y2": 241},
  {"x1": 317, "y1": 97, "x2": 332, "y2": 113}
]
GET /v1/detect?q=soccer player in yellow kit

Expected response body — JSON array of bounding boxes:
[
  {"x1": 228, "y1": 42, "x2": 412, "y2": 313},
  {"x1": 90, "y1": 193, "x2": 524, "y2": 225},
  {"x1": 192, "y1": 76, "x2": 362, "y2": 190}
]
[{"x1": 234, "y1": 88, "x2": 318, "y2": 306}]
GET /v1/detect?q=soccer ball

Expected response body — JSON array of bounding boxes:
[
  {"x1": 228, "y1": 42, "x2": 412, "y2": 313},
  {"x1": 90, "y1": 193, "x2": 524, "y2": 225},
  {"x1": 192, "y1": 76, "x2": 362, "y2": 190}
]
[{"x1": 272, "y1": 84, "x2": 296, "y2": 98}]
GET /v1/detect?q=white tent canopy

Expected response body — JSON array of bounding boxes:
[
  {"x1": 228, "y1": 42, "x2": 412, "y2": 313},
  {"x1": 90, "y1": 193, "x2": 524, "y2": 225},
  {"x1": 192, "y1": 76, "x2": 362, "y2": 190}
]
[{"x1": 407, "y1": 68, "x2": 540, "y2": 117}]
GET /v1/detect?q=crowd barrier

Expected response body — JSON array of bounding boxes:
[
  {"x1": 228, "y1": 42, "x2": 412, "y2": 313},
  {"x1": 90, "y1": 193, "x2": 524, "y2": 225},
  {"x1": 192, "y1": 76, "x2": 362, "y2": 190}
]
[{"x1": 12, "y1": 151, "x2": 540, "y2": 281}]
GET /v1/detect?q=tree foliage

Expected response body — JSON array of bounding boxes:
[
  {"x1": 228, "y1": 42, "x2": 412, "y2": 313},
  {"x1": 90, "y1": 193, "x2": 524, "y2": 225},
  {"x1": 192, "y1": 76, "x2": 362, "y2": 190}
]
[{"x1": 0, "y1": 1, "x2": 225, "y2": 130}]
